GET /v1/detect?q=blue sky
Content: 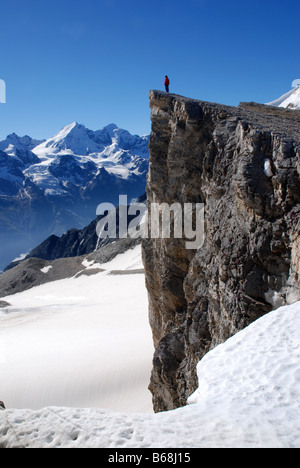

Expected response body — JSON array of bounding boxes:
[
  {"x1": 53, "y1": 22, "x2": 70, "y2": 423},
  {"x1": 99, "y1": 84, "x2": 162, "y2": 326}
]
[{"x1": 0, "y1": 0, "x2": 299, "y2": 140}]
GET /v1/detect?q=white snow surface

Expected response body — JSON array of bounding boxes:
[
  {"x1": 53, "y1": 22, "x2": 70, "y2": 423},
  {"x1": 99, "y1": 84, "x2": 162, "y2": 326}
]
[
  {"x1": 0, "y1": 246, "x2": 153, "y2": 417},
  {"x1": 40, "y1": 265, "x2": 53, "y2": 274},
  {"x1": 265, "y1": 86, "x2": 300, "y2": 110},
  {"x1": 1, "y1": 245, "x2": 300, "y2": 448},
  {"x1": 264, "y1": 158, "x2": 273, "y2": 178},
  {"x1": 1, "y1": 281, "x2": 300, "y2": 448}
]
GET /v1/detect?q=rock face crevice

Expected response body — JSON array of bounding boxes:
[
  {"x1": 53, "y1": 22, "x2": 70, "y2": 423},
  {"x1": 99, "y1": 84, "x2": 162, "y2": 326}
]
[{"x1": 142, "y1": 90, "x2": 300, "y2": 412}]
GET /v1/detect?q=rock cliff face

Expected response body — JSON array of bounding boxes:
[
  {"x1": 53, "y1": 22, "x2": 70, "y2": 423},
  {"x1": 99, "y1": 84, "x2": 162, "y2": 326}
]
[{"x1": 142, "y1": 90, "x2": 300, "y2": 412}]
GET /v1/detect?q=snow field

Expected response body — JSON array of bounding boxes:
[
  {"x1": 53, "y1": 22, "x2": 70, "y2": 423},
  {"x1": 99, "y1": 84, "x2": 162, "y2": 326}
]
[
  {"x1": 0, "y1": 245, "x2": 300, "y2": 448},
  {"x1": 1, "y1": 301, "x2": 300, "y2": 447},
  {"x1": 0, "y1": 246, "x2": 154, "y2": 413}
]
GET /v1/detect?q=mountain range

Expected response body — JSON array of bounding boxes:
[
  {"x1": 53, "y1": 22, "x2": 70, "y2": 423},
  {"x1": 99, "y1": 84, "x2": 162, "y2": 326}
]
[{"x1": 0, "y1": 122, "x2": 149, "y2": 270}]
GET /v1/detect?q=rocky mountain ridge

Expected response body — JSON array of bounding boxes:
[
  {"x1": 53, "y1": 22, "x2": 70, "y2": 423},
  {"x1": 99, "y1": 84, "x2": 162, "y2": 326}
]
[
  {"x1": 142, "y1": 90, "x2": 300, "y2": 412},
  {"x1": 0, "y1": 237, "x2": 141, "y2": 299}
]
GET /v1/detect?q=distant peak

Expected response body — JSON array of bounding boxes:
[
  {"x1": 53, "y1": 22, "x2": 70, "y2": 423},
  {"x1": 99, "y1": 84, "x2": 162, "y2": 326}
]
[
  {"x1": 6, "y1": 132, "x2": 28, "y2": 141},
  {"x1": 62, "y1": 121, "x2": 84, "y2": 131},
  {"x1": 55, "y1": 122, "x2": 88, "y2": 140},
  {"x1": 104, "y1": 123, "x2": 118, "y2": 130},
  {"x1": 265, "y1": 86, "x2": 300, "y2": 110}
]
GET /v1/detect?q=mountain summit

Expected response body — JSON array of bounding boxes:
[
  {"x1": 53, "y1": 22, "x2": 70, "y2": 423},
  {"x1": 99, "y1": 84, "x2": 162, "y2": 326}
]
[
  {"x1": 34, "y1": 122, "x2": 111, "y2": 157},
  {"x1": 33, "y1": 122, "x2": 149, "y2": 159},
  {"x1": 266, "y1": 85, "x2": 300, "y2": 110}
]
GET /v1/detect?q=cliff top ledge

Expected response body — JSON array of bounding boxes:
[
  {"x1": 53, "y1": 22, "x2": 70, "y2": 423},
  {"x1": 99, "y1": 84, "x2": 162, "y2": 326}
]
[{"x1": 149, "y1": 90, "x2": 300, "y2": 142}]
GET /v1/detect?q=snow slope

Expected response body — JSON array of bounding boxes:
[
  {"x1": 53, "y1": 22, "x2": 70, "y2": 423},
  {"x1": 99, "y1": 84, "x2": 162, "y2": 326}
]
[
  {"x1": 0, "y1": 245, "x2": 153, "y2": 414},
  {"x1": 266, "y1": 86, "x2": 300, "y2": 110},
  {"x1": 1, "y1": 291, "x2": 299, "y2": 447}
]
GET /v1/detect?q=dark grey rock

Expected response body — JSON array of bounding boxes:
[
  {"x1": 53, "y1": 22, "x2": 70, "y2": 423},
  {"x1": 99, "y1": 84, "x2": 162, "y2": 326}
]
[
  {"x1": 0, "y1": 237, "x2": 141, "y2": 298},
  {"x1": 143, "y1": 90, "x2": 300, "y2": 412}
]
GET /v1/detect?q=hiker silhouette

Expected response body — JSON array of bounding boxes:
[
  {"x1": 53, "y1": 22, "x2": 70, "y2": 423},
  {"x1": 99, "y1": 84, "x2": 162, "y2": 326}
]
[{"x1": 164, "y1": 75, "x2": 170, "y2": 93}]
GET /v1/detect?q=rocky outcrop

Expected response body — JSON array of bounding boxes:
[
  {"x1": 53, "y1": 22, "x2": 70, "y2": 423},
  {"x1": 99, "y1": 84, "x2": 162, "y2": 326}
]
[
  {"x1": 142, "y1": 90, "x2": 300, "y2": 412},
  {"x1": 0, "y1": 237, "x2": 141, "y2": 298}
]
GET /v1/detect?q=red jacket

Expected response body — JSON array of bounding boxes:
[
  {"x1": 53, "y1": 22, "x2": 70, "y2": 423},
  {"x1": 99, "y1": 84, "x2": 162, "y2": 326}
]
[{"x1": 165, "y1": 77, "x2": 170, "y2": 86}]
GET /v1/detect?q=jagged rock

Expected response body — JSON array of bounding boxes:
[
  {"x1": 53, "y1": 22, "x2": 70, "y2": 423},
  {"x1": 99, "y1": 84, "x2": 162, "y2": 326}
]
[{"x1": 142, "y1": 90, "x2": 300, "y2": 412}]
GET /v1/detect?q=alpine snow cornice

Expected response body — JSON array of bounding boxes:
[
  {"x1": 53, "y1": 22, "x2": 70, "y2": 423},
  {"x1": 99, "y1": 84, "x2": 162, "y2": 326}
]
[{"x1": 142, "y1": 90, "x2": 300, "y2": 412}]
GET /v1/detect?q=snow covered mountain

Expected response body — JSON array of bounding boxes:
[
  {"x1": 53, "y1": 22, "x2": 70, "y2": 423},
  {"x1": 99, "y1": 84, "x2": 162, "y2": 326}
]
[
  {"x1": 33, "y1": 122, "x2": 149, "y2": 159},
  {"x1": 0, "y1": 133, "x2": 44, "y2": 165},
  {"x1": 24, "y1": 122, "x2": 149, "y2": 199},
  {"x1": 265, "y1": 85, "x2": 300, "y2": 110},
  {"x1": 0, "y1": 123, "x2": 149, "y2": 271}
]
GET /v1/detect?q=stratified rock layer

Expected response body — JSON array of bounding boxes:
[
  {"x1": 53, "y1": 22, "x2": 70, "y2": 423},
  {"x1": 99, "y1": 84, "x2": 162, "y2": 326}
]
[{"x1": 142, "y1": 90, "x2": 300, "y2": 412}]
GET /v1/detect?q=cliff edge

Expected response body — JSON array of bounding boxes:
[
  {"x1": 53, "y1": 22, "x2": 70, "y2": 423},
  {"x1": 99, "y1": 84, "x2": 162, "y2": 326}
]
[{"x1": 143, "y1": 90, "x2": 300, "y2": 412}]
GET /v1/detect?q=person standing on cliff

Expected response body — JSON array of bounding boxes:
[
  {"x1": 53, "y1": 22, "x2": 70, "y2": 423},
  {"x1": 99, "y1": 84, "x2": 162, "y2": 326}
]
[{"x1": 164, "y1": 75, "x2": 170, "y2": 93}]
